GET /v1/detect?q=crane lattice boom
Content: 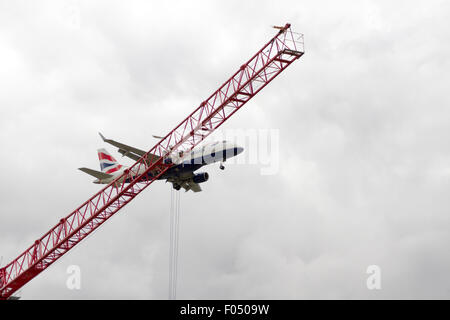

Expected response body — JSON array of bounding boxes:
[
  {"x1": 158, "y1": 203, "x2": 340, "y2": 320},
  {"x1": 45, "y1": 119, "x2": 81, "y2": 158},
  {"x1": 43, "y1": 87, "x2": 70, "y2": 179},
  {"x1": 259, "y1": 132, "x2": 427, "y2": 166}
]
[{"x1": 0, "y1": 23, "x2": 304, "y2": 299}]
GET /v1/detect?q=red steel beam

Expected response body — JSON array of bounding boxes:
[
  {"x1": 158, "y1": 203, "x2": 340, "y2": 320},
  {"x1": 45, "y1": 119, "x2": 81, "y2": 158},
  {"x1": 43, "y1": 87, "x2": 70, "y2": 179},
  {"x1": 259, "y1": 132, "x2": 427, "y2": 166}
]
[{"x1": 0, "y1": 23, "x2": 304, "y2": 299}]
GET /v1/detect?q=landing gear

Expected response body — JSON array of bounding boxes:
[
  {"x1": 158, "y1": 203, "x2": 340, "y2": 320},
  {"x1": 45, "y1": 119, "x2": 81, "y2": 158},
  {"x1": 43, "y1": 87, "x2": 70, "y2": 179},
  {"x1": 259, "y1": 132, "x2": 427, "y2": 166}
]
[
  {"x1": 219, "y1": 162, "x2": 225, "y2": 170},
  {"x1": 173, "y1": 183, "x2": 181, "y2": 191}
]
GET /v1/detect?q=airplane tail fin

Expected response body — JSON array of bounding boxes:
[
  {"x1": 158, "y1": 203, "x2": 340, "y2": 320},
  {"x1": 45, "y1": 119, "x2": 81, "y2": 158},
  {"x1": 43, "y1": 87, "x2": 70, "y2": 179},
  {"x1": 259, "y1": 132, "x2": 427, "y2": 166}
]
[{"x1": 97, "y1": 148, "x2": 123, "y2": 174}]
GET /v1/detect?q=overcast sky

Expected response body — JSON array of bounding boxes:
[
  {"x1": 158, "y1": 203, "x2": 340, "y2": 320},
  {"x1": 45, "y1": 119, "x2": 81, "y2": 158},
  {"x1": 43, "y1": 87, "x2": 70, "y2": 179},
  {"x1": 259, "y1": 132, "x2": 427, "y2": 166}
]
[{"x1": 1, "y1": 0, "x2": 449, "y2": 299}]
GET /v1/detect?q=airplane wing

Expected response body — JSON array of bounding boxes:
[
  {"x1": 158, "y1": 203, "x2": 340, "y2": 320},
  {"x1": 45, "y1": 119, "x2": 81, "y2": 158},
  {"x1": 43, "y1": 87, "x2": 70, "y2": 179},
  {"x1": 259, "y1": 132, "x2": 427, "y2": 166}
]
[
  {"x1": 99, "y1": 133, "x2": 161, "y2": 164},
  {"x1": 79, "y1": 167, "x2": 112, "y2": 180}
]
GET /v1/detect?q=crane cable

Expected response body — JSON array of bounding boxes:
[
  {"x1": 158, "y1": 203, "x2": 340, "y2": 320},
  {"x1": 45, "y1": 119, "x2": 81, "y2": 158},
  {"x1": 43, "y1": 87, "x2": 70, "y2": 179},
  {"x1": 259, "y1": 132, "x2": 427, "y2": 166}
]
[{"x1": 169, "y1": 188, "x2": 181, "y2": 300}]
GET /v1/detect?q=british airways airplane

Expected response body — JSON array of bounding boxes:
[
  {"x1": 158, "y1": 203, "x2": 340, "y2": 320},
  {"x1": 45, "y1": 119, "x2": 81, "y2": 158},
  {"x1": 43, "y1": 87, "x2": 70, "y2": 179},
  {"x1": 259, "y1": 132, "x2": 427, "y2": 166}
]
[{"x1": 79, "y1": 133, "x2": 244, "y2": 192}]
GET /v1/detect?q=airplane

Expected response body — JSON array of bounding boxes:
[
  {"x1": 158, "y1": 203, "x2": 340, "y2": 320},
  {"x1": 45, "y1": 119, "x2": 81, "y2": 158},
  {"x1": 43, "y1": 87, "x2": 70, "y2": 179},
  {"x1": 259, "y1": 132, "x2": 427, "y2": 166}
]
[{"x1": 79, "y1": 133, "x2": 244, "y2": 192}]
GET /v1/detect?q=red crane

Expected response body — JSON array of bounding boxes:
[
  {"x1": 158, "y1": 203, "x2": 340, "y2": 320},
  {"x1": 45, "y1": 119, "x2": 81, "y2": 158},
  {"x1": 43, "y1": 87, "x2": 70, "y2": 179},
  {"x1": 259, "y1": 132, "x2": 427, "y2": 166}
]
[{"x1": 0, "y1": 23, "x2": 304, "y2": 300}]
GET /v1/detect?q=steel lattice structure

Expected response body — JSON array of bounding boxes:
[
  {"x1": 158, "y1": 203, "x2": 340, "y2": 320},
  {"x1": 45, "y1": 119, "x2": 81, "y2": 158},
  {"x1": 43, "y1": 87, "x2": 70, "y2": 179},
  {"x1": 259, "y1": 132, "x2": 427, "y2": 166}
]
[{"x1": 0, "y1": 23, "x2": 304, "y2": 300}]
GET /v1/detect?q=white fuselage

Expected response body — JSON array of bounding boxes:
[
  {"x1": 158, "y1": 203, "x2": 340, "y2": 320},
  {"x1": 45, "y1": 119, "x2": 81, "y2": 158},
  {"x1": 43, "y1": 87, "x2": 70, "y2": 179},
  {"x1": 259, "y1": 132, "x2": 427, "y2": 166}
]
[{"x1": 94, "y1": 141, "x2": 243, "y2": 184}]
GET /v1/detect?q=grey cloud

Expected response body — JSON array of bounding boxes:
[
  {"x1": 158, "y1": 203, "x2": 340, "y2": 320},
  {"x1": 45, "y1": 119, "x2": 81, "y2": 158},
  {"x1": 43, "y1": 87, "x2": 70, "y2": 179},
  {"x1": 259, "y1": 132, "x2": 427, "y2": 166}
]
[{"x1": 0, "y1": 0, "x2": 449, "y2": 299}]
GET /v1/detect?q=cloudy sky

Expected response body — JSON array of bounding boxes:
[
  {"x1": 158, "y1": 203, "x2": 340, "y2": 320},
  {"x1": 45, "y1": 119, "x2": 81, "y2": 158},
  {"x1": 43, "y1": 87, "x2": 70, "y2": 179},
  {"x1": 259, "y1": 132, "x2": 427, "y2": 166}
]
[{"x1": 1, "y1": 0, "x2": 449, "y2": 299}]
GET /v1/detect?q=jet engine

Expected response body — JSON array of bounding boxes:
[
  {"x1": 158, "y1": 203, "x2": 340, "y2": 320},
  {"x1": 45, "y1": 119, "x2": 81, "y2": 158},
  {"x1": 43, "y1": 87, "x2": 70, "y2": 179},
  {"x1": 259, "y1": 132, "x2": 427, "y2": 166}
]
[{"x1": 192, "y1": 172, "x2": 209, "y2": 184}]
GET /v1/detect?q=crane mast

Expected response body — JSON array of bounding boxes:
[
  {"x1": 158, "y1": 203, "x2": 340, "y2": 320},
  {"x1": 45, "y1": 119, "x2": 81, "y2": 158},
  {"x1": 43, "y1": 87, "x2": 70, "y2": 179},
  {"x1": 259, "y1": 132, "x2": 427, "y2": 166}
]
[{"x1": 0, "y1": 23, "x2": 304, "y2": 300}]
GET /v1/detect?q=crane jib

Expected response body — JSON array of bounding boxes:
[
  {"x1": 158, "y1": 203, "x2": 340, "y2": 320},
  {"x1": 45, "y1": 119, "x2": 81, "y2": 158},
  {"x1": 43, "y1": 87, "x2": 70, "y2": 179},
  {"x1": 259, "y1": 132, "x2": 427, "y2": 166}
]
[{"x1": 0, "y1": 23, "x2": 304, "y2": 300}]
